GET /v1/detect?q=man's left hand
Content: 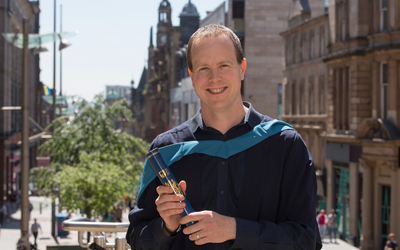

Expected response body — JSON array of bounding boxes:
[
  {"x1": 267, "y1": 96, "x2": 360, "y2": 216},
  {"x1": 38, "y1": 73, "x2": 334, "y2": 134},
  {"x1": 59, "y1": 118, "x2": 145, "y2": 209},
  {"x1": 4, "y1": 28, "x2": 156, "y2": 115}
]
[{"x1": 180, "y1": 211, "x2": 236, "y2": 245}]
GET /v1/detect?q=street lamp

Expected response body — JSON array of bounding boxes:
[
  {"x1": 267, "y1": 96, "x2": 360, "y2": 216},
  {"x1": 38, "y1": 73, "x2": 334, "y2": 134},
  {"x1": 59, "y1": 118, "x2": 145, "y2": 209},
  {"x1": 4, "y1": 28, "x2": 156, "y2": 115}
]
[{"x1": 2, "y1": 25, "x2": 77, "y2": 250}]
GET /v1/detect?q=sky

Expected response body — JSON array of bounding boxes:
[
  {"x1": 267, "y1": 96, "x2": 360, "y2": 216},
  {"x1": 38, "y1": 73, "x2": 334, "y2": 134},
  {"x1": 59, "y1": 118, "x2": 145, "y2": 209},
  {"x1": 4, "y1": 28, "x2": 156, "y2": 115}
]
[{"x1": 38, "y1": 0, "x2": 226, "y2": 102}]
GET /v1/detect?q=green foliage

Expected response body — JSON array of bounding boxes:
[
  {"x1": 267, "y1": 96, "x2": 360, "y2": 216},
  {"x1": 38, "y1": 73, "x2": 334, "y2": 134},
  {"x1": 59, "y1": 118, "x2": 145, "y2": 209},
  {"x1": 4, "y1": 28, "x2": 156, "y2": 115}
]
[{"x1": 31, "y1": 94, "x2": 149, "y2": 217}]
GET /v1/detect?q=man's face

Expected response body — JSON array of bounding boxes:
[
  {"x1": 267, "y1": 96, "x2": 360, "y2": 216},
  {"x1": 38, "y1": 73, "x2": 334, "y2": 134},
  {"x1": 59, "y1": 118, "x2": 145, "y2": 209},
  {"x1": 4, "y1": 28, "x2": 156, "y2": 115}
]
[{"x1": 189, "y1": 34, "x2": 246, "y2": 114}]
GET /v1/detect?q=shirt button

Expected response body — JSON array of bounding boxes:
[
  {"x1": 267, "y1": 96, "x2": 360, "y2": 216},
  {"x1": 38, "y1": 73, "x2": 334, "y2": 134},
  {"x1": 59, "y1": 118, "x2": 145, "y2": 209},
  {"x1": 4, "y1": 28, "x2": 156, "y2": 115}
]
[
  {"x1": 221, "y1": 161, "x2": 225, "y2": 166},
  {"x1": 220, "y1": 191, "x2": 224, "y2": 195}
]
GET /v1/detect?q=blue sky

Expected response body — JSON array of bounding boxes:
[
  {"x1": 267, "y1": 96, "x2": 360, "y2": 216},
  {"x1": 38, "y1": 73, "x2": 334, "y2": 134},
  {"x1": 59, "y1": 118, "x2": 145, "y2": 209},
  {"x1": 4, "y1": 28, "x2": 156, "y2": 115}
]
[{"x1": 39, "y1": 0, "x2": 226, "y2": 101}]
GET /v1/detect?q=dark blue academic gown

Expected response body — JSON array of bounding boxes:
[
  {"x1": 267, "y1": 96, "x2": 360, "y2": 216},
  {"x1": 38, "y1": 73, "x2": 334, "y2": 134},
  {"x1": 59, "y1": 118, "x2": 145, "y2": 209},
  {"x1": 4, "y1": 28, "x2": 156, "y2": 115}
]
[{"x1": 127, "y1": 108, "x2": 322, "y2": 250}]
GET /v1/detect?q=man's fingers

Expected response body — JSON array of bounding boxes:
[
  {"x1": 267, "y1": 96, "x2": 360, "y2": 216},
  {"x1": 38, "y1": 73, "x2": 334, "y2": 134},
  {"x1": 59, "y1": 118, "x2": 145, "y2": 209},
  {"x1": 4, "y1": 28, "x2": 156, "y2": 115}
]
[
  {"x1": 156, "y1": 185, "x2": 174, "y2": 195},
  {"x1": 180, "y1": 211, "x2": 207, "y2": 225},
  {"x1": 178, "y1": 180, "x2": 187, "y2": 195}
]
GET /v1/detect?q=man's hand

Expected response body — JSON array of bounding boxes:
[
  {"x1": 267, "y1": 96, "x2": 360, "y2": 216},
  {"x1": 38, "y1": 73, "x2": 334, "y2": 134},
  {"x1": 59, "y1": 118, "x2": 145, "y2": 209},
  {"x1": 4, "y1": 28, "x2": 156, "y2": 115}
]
[
  {"x1": 155, "y1": 180, "x2": 187, "y2": 234},
  {"x1": 180, "y1": 211, "x2": 236, "y2": 245}
]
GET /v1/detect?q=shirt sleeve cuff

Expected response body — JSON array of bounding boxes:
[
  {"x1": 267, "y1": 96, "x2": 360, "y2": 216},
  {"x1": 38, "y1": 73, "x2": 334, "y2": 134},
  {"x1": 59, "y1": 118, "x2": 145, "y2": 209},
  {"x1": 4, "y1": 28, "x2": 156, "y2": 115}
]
[
  {"x1": 153, "y1": 218, "x2": 179, "y2": 246},
  {"x1": 230, "y1": 218, "x2": 259, "y2": 249}
]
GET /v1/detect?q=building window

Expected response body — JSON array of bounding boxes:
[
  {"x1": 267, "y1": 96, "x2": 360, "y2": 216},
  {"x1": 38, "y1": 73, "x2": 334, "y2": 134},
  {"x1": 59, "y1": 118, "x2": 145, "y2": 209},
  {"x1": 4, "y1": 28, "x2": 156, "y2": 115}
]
[
  {"x1": 380, "y1": 0, "x2": 388, "y2": 32},
  {"x1": 285, "y1": 83, "x2": 290, "y2": 115},
  {"x1": 292, "y1": 81, "x2": 297, "y2": 115},
  {"x1": 300, "y1": 81, "x2": 305, "y2": 114},
  {"x1": 310, "y1": 30, "x2": 314, "y2": 60},
  {"x1": 381, "y1": 185, "x2": 391, "y2": 249},
  {"x1": 232, "y1": 0, "x2": 245, "y2": 33},
  {"x1": 285, "y1": 38, "x2": 290, "y2": 66},
  {"x1": 381, "y1": 62, "x2": 388, "y2": 119},
  {"x1": 320, "y1": 26, "x2": 325, "y2": 56},
  {"x1": 341, "y1": 3, "x2": 347, "y2": 41},
  {"x1": 309, "y1": 79, "x2": 314, "y2": 114},
  {"x1": 319, "y1": 77, "x2": 325, "y2": 114},
  {"x1": 293, "y1": 36, "x2": 297, "y2": 64},
  {"x1": 334, "y1": 67, "x2": 350, "y2": 130},
  {"x1": 301, "y1": 33, "x2": 305, "y2": 62},
  {"x1": 336, "y1": 0, "x2": 348, "y2": 42},
  {"x1": 278, "y1": 83, "x2": 282, "y2": 120}
]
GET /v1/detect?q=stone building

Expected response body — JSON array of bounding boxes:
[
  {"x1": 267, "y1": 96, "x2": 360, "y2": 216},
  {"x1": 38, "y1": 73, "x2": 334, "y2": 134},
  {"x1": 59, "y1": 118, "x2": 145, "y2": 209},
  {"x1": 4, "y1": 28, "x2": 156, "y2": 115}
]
[
  {"x1": 132, "y1": 0, "x2": 200, "y2": 142},
  {"x1": 226, "y1": 0, "x2": 292, "y2": 118},
  {"x1": 280, "y1": 0, "x2": 329, "y2": 213},
  {"x1": 282, "y1": 0, "x2": 400, "y2": 248},
  {"x1": 324, "y1": 0, "x2": 400, "y2": 248},
  {"x1": 200, "y1": 2, "x2": 226, "y2": 27},
  {"x1": 0, "y1": 0, "x2": 41, "y2": 204}
]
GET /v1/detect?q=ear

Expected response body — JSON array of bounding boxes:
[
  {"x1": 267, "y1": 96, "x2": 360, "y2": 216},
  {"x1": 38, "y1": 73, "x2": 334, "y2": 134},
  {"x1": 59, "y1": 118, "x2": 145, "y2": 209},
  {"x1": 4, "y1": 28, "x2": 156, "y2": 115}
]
[
  {"x1": 240, "y1": 58, "x2": 247, "y2": 80},
  {"x1": 188, "y1": 68, "x2": 194, "y2": 83}
]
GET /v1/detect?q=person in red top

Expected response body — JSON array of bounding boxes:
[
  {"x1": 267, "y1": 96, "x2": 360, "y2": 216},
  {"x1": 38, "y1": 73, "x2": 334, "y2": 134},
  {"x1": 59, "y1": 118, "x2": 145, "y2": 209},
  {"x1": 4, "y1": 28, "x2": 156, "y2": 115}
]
[{"x1": 316, "y1": 209, "x2": 328, "y2": 241}]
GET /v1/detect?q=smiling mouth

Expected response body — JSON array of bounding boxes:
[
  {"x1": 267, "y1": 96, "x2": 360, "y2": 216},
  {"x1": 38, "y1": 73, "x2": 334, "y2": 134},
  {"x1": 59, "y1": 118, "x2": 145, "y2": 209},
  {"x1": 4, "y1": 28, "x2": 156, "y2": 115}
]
[{"x1": 208, "y1": 87, "x2": 226, "y2": 94}]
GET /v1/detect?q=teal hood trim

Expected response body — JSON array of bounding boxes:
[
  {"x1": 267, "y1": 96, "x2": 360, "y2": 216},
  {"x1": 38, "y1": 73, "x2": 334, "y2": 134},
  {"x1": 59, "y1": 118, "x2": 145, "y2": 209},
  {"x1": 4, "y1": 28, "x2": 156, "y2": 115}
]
[{"x1": 137, "y1": 120, "x2": 293, "y2": 200}]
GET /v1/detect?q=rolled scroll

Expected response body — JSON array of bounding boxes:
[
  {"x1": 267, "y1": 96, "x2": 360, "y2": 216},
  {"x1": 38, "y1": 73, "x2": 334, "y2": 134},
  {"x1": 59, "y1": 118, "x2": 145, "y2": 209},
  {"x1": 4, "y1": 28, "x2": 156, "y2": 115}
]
[{"x1": 146, "y1": 147, "x2": 197, "y2": 226}]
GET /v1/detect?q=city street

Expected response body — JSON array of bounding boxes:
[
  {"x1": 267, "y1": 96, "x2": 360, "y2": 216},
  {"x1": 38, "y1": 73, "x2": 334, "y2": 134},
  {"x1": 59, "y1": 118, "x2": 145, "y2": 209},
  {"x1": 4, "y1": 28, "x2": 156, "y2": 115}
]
[
  {"x1": 0, "y1": 196, "x2": 128, "y2": 250},
  {"x1": 1, "y1": 196, "x2": 359, "y2": 250}
]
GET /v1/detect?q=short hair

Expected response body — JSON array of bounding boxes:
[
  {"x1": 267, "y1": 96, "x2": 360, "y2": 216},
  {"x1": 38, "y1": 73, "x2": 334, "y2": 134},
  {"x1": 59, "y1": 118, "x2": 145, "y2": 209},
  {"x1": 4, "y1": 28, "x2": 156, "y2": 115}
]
[
  {"x1": 187, "y1": 24, "x2": 244, "y2": 71},
  {"x1": 388, "y1": 233, "x2": 395, "y2": 238}
]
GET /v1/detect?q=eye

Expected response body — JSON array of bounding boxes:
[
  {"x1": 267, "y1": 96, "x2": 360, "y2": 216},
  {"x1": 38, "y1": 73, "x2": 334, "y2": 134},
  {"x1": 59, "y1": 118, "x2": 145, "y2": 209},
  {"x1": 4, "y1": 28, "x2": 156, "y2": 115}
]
[
  {"x1": 199, "y1": 67, "x2": 208, "y2": 71},
  {"x1": 220, "y1": 64, "x2": 229, "y2": 68}
]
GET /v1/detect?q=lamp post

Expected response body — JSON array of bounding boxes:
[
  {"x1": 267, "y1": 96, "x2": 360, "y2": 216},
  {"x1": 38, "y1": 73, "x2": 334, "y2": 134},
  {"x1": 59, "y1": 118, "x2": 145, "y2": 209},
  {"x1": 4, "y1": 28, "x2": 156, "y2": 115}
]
[
  {"x1": 130, "y1": 79, "x2": 134, "y2": 135},
  {"x1": 2, "y1": 25, "x2": 76, "y2": 250},
  {"x1": 19, "y1": 18, "x2": 30, "y2": 250}
]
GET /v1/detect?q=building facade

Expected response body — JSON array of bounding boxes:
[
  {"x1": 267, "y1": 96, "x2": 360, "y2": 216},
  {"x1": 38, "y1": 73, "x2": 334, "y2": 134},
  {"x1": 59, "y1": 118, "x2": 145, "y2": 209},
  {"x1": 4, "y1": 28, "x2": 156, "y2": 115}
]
[
  {"x1": 281, "y1": 0, "x2": 329, "y2": 214},
  {"x1": 226, "y1": 0, "x2": 292, "y2": 118},
  {"x1": 131, "y1": 0, "x2": 201, "y2": 142},
  {"x1": 282, "y1": 0, "x2": 400, "y2": 248},
  {"x1": 0, "y1": 0, "x2": 41, "y2": 205}
]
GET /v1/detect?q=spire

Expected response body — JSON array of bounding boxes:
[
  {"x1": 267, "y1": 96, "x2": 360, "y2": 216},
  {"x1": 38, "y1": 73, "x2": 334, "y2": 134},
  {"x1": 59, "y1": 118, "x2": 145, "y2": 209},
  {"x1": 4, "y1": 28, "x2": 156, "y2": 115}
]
[{"x1": 150, "y1": 26, "x2": 153, "y2": 47}]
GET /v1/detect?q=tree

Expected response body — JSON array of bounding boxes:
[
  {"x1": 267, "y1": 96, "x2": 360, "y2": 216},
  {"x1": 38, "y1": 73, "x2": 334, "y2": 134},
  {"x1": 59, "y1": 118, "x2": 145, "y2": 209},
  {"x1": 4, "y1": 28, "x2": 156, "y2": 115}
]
[{"x1": 31, "y1": 94, "x2": 149, "y2": 218}]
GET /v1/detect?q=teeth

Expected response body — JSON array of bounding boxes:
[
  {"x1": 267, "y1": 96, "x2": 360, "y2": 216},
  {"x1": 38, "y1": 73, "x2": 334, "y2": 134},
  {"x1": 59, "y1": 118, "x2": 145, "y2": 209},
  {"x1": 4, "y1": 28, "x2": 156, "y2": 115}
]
[{"x1": 209, "y1": 88, "x2": 225, "y2": 93}]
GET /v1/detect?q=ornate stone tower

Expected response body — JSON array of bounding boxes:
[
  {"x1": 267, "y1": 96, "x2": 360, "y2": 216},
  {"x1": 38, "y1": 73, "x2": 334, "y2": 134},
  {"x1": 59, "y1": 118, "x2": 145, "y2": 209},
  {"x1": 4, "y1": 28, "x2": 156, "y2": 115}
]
[
  {"x1": 157, "y1": 0, "x2": 172, "y2": 47},
  {"x1": 179, "y1": 0, "x2": 200, "y2": 46}
]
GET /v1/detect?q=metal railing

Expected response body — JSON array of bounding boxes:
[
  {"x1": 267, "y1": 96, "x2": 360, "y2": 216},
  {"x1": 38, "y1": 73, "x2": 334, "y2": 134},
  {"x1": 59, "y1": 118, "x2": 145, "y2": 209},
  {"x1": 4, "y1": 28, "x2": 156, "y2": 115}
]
[{"x1": 62, "y1": 217, "x2": 131, "y2": 250}]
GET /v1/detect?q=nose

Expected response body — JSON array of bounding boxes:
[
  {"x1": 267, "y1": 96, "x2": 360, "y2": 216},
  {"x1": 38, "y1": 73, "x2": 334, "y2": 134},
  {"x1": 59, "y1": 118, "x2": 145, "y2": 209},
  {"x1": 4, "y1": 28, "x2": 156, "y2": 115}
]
[{"x1": 208, "y1": 68, "x2": 222, "y2": 82}]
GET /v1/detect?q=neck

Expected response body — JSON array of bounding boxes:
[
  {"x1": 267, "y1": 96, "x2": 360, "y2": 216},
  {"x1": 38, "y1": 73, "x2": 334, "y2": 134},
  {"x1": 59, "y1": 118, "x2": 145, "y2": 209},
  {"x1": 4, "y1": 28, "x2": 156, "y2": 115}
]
[{"x1": 201, "y1": 102, "x2": 248, "y2": 134}]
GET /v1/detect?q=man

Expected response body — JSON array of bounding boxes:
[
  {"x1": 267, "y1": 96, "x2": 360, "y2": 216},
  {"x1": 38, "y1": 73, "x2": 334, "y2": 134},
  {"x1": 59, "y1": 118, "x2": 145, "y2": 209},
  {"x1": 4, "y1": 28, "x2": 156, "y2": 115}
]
[
  {"x1": 126, "y1": 24, "x2": 321, "y2": 249},
  {"x1": 31, "y1": 218, "x2": 42, "y2": 245}
]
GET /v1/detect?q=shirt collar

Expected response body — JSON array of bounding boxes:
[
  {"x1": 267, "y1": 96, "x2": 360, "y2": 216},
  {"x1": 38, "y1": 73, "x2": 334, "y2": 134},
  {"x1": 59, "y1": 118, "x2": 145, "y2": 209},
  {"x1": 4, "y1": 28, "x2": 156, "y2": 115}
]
[{"x1": 189, "y1": 102, "x2": 264, "y2": 133}]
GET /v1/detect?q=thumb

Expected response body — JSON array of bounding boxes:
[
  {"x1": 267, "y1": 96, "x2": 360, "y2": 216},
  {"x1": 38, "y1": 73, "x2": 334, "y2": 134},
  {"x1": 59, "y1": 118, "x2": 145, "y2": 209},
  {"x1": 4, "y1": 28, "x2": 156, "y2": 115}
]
[{"x1": 178, "y1": 180, "x2": 187, "y2": 196}]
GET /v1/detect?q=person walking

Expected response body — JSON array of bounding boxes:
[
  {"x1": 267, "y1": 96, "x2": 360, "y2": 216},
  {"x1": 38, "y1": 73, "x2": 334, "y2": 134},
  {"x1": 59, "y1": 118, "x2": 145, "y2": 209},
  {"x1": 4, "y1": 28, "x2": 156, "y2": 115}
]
[
  {"x1": 31, "y1": 218, "x2": 42, "y2": 245},
  {"x1": 327, "y1": 209, "x2": 337, "y2": 243},
  {"x1": 385, "y1": 233, "x2": 398, "y2": 250},
  {"x1": 317, "y1": 209, "x2": 328, "y2": 241}
]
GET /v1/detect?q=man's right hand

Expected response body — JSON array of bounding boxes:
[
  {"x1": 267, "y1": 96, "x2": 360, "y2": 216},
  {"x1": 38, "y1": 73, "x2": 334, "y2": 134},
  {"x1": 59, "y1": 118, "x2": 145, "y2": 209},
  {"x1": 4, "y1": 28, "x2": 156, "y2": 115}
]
[{"x1": 155, "y1": 180, "x2": 187, "y2": 234}]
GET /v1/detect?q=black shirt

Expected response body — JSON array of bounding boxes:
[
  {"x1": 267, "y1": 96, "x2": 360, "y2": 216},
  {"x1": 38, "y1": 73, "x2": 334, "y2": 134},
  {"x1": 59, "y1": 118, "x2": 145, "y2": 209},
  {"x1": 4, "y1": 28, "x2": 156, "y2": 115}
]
[{"x1": 190, "y1": 102, "x2": 264, "y2": 249}]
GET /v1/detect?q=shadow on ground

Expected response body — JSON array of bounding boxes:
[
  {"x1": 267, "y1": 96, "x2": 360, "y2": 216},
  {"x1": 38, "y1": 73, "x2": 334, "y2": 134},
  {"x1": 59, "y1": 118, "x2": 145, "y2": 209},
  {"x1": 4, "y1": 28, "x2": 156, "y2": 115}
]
[{"x1": 1, "y1": 218, "x2": 21, "y2": 229}]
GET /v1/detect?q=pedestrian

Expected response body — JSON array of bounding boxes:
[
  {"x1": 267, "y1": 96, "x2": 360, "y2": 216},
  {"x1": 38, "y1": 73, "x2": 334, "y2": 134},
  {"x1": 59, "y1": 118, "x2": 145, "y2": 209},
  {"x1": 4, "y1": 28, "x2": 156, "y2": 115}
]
[
  {"x1": 5, "y1": 200, "x2": 11, "y2": 222},
  {"x1": 385, "y1": 233, "x2": 398, "y2": 250},
  {"x1": 317, "y1": 209, "x2": 328, "y2": 241},
  {"x1": 327, "y1": 209, "x2": 337, "y2": 243},
  {"x1": 31, "y1": 218, "x2": 42, "y2": 245},
  {"x1": 126, "y1": 24, "x2": 321, "y2": 249},
  {"x1": 127, "y1": 198, "x2": 136, "y2": 211},
  {"x1": 0, "y1": 202, "x2": 4, "y2": 226},
  {"x1": 113, "y1": 202, "x2": 123, "y2": 222},
  {"x1": 29, "y1": 200, "x2": 33, "y2": 221}
]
